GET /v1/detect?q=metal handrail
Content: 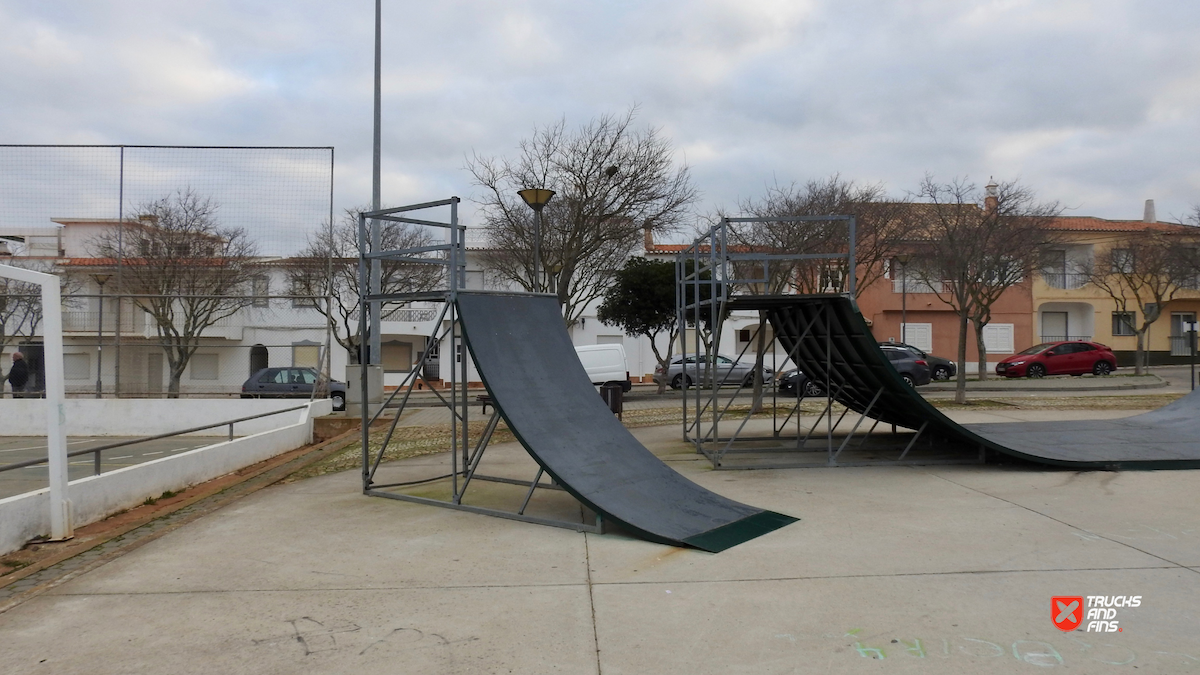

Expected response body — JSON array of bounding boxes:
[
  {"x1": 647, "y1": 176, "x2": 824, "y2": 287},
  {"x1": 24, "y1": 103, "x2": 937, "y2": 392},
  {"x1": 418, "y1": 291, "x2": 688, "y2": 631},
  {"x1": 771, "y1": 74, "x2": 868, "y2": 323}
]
[{"x1": 0, "y1": 403, "x2": 310, "y2": 477}]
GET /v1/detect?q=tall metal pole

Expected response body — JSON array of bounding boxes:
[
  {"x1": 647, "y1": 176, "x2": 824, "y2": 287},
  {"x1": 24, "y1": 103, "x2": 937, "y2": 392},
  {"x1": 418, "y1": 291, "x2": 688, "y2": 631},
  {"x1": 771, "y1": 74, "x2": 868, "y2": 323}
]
[
  {"x1": 94, "y1": 279, "x2": 106, "y2": 398},
  {"x1": 325, "y1": 148, "x2": 335, "y2": 389},
  {"x1": 533, "y1": 209, "x2": 542, "y2": 291},
  {"x1": 114, "y1": 146, "x2": 124, "y2": 397},
  {"x1": 369, "y1": 0, "x2": 382, "y2": 365}
]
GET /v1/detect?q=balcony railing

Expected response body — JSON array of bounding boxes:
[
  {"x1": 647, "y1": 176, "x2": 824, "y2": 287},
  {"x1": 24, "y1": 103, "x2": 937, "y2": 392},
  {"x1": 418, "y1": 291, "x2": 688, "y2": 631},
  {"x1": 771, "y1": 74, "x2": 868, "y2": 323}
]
[
  {"x1": 892, "y1": 279, "x2": 944, "y2": 294},
  {"x1": 390, "y1": 307, "x2": 438, "y2": 322},
  {"x1": 1170, "y1": 335, "x2": 1197, "y2": 357},
  {"x1": 1040, "y1": 272, "x2": 1089, "y2": 290},
  {"x1": 350, "y1": 307, "x2": 440, "y2": 323},
  {"x1": 1039, "y1": 334, "x2": 1093, "y2": 343},
  {"x1": 61, "y1": 310, "x2": 146, "y2": 334}
]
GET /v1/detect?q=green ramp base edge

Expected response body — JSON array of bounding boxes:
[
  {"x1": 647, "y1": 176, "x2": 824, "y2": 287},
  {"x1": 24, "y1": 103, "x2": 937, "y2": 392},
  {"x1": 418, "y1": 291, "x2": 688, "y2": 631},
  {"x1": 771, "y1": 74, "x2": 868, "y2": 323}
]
[{"x1": 682, "y1": 510, "x2": 799, "y2": 553}]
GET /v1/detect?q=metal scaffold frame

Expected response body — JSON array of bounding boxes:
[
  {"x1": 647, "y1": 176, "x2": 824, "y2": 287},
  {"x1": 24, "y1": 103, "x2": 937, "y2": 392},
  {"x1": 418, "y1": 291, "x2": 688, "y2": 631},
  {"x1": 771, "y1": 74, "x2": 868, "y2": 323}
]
[
  {"x1": 676, "y1": 215, "x2": 977, "y2": 469},
  {"x1": 356, "y1": 198, "x2": 600, "y2": 533}
]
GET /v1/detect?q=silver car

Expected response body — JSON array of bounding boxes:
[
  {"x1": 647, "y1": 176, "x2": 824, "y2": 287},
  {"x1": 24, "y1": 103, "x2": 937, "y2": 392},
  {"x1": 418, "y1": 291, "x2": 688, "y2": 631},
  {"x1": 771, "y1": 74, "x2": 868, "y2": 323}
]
[{"x1": 657, "y1": 354, "x2": 772, "y2": 389}]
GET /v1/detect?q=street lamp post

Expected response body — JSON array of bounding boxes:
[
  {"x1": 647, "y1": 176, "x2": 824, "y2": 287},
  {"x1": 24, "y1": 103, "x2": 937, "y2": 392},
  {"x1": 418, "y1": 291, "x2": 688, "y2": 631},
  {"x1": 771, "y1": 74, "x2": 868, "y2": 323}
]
[
  {"x1": 517, "y1": 188, "x2": 556, "y2": 291},
  {"x1": 92, "y1": 274, "x2": 112, "y2": 398},
  {"x1": 896, "y1": 254, "x2": 910, "y2": 345}
]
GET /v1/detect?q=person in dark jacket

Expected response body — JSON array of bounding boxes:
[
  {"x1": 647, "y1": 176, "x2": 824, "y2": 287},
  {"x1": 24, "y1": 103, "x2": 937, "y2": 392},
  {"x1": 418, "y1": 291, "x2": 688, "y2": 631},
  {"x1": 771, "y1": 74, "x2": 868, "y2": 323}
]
[{"x1": 6, "y1": 351, "x2": 29, "y2": 398}]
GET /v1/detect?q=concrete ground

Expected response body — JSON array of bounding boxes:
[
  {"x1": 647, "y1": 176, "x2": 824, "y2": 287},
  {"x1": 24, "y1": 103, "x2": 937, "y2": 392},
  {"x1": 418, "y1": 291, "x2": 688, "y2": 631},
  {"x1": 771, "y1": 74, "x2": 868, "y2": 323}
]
[{"x1": 1, "y1": 408, "x2": 1199, "y2": 674}]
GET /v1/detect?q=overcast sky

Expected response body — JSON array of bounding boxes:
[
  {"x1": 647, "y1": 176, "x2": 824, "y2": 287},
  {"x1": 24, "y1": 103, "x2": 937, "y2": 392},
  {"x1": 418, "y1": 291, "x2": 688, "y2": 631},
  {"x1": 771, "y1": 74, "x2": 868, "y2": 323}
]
[{"x1": 3, "y1": 0, "x2": 1199, "y2": 240}]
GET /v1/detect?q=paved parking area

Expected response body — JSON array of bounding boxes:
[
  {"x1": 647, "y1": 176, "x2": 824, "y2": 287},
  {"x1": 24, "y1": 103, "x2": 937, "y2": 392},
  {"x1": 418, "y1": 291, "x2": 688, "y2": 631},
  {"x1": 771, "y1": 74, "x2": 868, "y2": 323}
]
[
  {"x1": 1, "y1": 406, "x2": 1198, "y2": 674},
  {"x1": 0, "y1": 436, "x2": 231, "y2": 499}
]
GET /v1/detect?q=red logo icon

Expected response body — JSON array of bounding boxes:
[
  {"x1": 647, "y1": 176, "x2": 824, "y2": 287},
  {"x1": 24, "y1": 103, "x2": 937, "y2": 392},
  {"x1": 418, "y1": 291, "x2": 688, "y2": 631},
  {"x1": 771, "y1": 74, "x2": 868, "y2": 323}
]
[{"x1": 1053, "y1": 596, "x2": 1084, "y2": 631}]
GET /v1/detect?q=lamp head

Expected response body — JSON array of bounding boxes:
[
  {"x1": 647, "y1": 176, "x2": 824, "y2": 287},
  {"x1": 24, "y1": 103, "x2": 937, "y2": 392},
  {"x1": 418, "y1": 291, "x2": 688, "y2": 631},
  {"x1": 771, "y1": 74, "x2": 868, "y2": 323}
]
[{"x1": 518, "y1": 188, "x2": 556, "y2": 212}]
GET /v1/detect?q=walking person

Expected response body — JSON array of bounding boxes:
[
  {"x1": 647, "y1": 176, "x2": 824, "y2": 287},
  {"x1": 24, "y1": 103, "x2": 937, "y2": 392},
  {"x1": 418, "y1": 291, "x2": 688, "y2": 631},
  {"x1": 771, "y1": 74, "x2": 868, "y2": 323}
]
[{"x1": 5, "y1": 351, "x2": 29, "y2": 398}]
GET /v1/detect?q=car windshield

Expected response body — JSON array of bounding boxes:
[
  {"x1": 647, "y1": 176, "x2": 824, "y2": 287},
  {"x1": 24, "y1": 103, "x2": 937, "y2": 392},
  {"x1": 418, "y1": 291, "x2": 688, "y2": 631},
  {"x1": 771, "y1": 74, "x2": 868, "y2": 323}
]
[{"x1": 1017, "y1": 343, "x2": 1055, "y2": 356}]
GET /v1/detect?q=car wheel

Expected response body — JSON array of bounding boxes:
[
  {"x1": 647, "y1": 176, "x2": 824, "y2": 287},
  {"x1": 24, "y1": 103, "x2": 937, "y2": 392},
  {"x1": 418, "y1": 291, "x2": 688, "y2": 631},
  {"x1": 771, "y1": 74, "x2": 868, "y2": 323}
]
[
  {"x1": 1027, "y1": 364, "x2": 1046, "y2": 378},
  {"x1": 803, "y1": 381, "x2": 824, "y2": 397},
  {"x1": 1092, "y1": 361, "x2": 1113, "y2": 376},
  {"x1": 742, "y1": 373, "x2": 758, "y2": 387},
  {"x1": 671, "y1": 374, "x2": 691, "y2": 389},
  {"x1": 932, "y1": 365, "x2": 951, "y2": 381},
  {"x1": 901, "y1": 374, "x2": 915, "y2": 387},
  {"x1": 331, "y1": 393, "x2": 346, "y2": 411}
]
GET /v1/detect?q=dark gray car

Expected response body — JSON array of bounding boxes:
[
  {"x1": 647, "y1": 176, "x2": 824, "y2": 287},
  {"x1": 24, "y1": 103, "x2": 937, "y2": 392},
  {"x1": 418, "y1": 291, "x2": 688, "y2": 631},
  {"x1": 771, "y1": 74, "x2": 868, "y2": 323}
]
[
  {"x1": 879, "y1": 346, "x2": 932, "y2": 386},
  {"x1": 879, "y1": 341, "x2": 956, "y2": 381},
  {"x1": 241, "y1": 367, "x2": 347, "y2": 411}
]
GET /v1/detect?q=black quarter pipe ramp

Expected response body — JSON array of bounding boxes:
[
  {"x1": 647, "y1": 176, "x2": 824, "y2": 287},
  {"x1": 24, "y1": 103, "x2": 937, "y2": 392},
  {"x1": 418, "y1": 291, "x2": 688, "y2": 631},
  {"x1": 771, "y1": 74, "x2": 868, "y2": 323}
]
[
  {"x1": 455, "y1": 292, "x2": 796, "y2": 552},
  {"x1": 730, "y1": 294, "x2": 1200, "y2": 470}
]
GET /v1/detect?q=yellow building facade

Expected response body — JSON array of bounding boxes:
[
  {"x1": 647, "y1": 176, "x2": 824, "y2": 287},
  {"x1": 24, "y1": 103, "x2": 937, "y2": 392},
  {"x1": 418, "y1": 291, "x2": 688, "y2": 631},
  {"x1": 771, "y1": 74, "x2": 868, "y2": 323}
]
[{"x1": 1033, "y1": 216, "x2": 1200, "y2": 366}]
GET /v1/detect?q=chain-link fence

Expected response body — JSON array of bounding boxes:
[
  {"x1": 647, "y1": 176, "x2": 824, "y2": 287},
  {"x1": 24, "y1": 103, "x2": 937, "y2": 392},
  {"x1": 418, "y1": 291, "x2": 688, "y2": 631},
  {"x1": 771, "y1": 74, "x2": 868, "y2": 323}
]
[{"x1": 0, "y1": 145, "x2": 338, "y2": 398}]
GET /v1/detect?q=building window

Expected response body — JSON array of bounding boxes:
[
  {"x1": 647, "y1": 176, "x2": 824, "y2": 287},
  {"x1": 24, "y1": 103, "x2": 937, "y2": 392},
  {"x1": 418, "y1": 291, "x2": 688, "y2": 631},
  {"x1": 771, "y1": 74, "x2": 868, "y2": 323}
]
[
  {"x1": 64, "y1": 353, "x2": 90, "y2": 380},
  {"x1": 899, "y1": 323, "x2": 933, "y2": 352},
  {"x1": 1111, "y1": 249, "x2": 1134, "y2": 273},
  {"x1": 291, "y1": 295, "x2": 318, "y2": 309},
  {"x1": 381, "y1": 340, "x2": 413, "y2": 373},
  {"x1": 1112, "y1": 312, "x2": 1136, "y2": 336},
  {"x1": 982, "y1": 324, "x2": 1015, "y2": 354},
  {"x1": 190, "y1": 354, "x2": 219, "y2": 380},
  {"x1": 251, "y1": 276, "x2": 270, "y2": 308},
  {"x1": 292, "y1": 342, "x2": 321, "y2": 369}
]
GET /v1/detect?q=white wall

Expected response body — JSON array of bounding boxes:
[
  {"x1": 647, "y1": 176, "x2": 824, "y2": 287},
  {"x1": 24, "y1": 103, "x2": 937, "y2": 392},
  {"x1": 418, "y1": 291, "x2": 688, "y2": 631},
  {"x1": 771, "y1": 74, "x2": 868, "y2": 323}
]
[
  {"x1": 0, "y1": 399, "x2": 330, "y2": 556},
  {"x1": 3, "y1": 398, "x2": 321, "y2": 437}
]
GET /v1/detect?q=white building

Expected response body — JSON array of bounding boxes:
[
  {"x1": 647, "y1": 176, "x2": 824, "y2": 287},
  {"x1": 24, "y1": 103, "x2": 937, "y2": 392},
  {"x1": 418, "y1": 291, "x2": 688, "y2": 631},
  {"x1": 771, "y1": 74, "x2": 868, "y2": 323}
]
[{"x1": 0, "y1": 219, "x2": 781, "y2": 396}]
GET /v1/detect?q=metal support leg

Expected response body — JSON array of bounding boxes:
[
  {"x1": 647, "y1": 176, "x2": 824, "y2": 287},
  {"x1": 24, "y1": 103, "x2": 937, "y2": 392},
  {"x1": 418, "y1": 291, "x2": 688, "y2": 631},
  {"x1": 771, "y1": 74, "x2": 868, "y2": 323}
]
[
  {"x1": 518, "y1": 467, "x2": 545, "y2": 515},
  {"x1": 897, "y1": 420, "x2": 929, "y2": 460},
  {"x1": 832, "y1": 389, "x2": 882, "y2": 463},
  {"x1": 455, "y1": 410, "x2": 502, "y2": 503}
]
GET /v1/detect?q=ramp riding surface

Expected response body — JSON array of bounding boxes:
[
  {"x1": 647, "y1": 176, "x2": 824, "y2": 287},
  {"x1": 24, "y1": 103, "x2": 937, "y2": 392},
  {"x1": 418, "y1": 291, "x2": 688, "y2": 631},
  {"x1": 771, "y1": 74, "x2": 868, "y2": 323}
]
[
  {"x1": 731, "y1": 294, "x2": 1200, "y2": 470},
  {"x1": 455, "y1": 292, "x2": 796, "y2": 551}
]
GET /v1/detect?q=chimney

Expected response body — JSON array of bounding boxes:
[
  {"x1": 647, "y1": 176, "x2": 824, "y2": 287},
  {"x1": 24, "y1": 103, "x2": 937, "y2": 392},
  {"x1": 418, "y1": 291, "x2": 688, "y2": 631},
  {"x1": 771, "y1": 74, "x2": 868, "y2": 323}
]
[
  {"x1": 1143, "y1": 199, "x2": 1156, "y2": 223},
  {"x1": 644, "y1": 223, "x2": 654, "y2": 251},
  {"x1": 984, "y1": 177, "x2": 998, "y2": 214}
]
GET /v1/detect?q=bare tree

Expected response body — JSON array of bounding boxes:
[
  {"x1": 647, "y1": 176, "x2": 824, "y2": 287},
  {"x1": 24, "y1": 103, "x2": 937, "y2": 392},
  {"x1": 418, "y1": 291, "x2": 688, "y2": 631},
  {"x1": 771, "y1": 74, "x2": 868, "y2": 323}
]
[
  {"x1": 285, "y1": 207, "x2": 443, "y2": 363},
  {"x1": 468, "y1": 108, "x2": 697, "y2": 325},
  {"x1": 1185, "y1": 204, "x2": 1200, "y2": 227},
  {"x1": 91, "y1": 189, "x2": 258, "y2": 397},
  {"x1": 0, "y1": 261, "x2": 54, "y2": 353},
  {"x1": 728, "y1": 175, "x2": 918, "y2": 406},
  {"x1": 910, "y1": 176, "x2": 1060, "y2": 402},
  {"x1": 1085, "y1": 229, "x2": 1197, "y2": 374}
]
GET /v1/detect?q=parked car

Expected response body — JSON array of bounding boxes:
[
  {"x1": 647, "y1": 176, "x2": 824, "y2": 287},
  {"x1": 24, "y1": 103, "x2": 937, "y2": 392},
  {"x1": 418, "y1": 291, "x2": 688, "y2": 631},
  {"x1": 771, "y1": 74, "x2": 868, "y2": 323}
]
[
  {"x1": 241, "y1": 367, "x2": 347, "y2": 411},
  {"x1": 879, "y1": 345, "x2": 932, "y2": 386},
  {"x1": 879, "y1": 341, "x2": 956, "y2": 381},
  {"x1": 658, "y1": 354, "x2": 773, "y2": 389},
  {"x1": 995, "y1": 341, "x2": 1117, "y2": 378},
  {"x1": 575, "y1": 344, "x2": 633, "y2": 392},
  {"x1": 778, "y1": 369, "x2": 824, "y2": 397}
]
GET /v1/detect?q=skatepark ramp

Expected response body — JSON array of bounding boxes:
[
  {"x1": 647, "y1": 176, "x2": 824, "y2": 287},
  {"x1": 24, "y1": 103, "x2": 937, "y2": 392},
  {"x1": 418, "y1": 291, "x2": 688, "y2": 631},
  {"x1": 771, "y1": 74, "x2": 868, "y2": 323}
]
[
  {"x1": 455, "y1": 292, "x2": 796, "y2": 552},
  {"x1": 731, "y1": 294, "x2": 1200, "y2": 470}
]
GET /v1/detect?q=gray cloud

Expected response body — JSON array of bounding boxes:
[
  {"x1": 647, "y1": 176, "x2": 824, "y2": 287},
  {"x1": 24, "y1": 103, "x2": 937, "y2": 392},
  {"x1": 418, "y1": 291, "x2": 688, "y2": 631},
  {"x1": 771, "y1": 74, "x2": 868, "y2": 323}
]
[{"x1": 2, "y1": 0, "x2": 1197, "y2": 238}]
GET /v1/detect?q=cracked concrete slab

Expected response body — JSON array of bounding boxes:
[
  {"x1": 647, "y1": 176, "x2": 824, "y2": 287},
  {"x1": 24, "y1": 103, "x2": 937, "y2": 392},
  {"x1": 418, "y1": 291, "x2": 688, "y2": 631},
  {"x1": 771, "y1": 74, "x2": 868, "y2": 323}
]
[{"x1": 1, "y1": 409, "x2": 1199, "y2": 674}]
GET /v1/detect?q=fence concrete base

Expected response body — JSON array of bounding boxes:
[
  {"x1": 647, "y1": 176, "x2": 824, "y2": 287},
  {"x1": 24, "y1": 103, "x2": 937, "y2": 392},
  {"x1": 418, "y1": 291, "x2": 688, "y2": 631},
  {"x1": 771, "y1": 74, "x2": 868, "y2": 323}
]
[{"x1": 0, "y1": 399, "x2": 331, "y2": 556}]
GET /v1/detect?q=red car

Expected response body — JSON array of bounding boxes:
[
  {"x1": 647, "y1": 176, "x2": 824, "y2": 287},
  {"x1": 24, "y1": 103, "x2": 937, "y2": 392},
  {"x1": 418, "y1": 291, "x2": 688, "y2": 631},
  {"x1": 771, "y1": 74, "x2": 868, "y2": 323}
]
[{"x1": 995, "y1": 341, "x2": 1118, "y2": 378}]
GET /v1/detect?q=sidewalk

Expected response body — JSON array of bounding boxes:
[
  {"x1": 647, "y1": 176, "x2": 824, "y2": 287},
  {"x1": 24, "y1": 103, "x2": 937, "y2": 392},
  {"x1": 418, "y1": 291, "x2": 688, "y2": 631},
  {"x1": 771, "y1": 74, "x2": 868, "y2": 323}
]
[{"x1": 1, "y1": 408, "x2": 1199, "y2": 673}]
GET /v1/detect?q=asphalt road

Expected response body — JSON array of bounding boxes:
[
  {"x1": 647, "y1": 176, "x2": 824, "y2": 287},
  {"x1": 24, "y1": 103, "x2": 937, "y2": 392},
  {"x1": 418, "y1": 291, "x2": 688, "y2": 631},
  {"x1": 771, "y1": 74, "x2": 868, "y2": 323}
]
[{"x1": 0, "y1": 436, "x2": 228, "y2": 500}]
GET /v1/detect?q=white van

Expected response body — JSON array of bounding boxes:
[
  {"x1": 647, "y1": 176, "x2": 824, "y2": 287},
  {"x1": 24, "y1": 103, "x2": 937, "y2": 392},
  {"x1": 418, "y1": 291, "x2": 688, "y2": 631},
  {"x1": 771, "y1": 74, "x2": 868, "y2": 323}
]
[{"x1": 575, "y1": 343, "x2": 633, "y2": 392}]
